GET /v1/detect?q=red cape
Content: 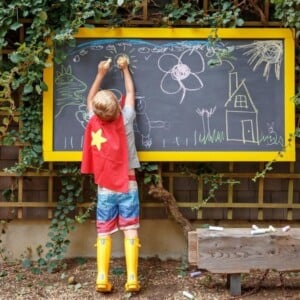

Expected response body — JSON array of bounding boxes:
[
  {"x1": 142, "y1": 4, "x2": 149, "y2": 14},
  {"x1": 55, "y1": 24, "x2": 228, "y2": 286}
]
[{"x1": 81, "y1": 110, "x2": 129, "y2": 192}]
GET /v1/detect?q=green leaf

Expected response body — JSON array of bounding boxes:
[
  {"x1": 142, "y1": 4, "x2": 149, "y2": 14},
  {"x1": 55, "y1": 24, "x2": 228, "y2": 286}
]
[
  {"x1": 31, "y1": 267, "x2": 42, "y2": 274},
  {"x1": 2, "y1": 117, "x2": 9, "y2": 125},
  {"x1": 0, "y1": 126, "x2": 6, "y2": 134},
  {"x1": 23, "y1": 84, "x2": 33, "y2": 94},
  {"x1": 9, "y1": 52, "x2": 22, "y2": 63},
  {"x1": 144, "y1": 176, "x2": 152, "y2": 184},
  {"x1": 21, "y1": 259, "x2": 32, "y2": 269},
  {"x1": 10, "y1": 22, "x2": 22, "y2": 31},
  {"x1": 222, "y1": 2, "x2": 231, "y2": 10},
  {"x1": 40, "y1": 81, "x2": 48, "y2": 91},
  {"x1": 0, "y1": 271, "x2": 8, "y2": 277},
  {"x1": 236, "y1": 18, "x2": 244, "y2": 26},
  {"x1": 38, "y1": 11, "x2": 48, "y2": 21},
  {"x1": 2, "y1": 135, "x2": 15, "y2": 145}
]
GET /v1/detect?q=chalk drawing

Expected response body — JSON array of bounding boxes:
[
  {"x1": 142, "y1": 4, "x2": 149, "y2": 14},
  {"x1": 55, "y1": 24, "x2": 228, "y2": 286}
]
[
  {"x1": 134, "y1": 95, "x2": 169, "y2": 148},
  {"x1": 55, "y1": 65, "x2": 87, "y2": 119},
  {"x1": 225, "y1": 72, "x2": 259, "y2": 144},
  {"x1": 158, "y1": 49, "x2": 205, "y2": 104},
  {"x1": 238, "y1": 41, "x2": 283, "y2": 80}
]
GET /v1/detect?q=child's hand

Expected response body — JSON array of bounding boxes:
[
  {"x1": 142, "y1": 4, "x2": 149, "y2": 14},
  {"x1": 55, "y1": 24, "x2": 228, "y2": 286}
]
[
  {"x1": 117, "y1": 56, "x2": 129, "y2": 70},
  {"x1": 98, "y1": 59, "x2": 111, "y2": 75}
]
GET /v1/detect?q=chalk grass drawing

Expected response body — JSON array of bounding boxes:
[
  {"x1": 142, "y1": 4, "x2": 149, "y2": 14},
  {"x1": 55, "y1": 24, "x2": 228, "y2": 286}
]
[
  {"x1": 237, "y1": 41, "x2": 283, "y2": 80},
  {"x1": 225, "y1": 72, "x2": 259, "y2": 144},
  {"x1": 158, "y1": 49, "x2": 205, "y2": 104},
  {"x1": 134, "y1": 96, "x2": 169, "y2": 148},
  {"x1": 55, "y1": 65, "x2": 87, "y2": 119}
]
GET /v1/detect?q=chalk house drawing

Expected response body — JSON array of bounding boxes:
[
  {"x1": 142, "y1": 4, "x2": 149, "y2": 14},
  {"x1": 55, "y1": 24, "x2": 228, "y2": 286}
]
[
  {"x1": 237, "y1": 41, "x2": 283, "y2": 80},
  {"x1": 225, "y1": 72, "x2": 259, "y2": 144},
  {"x1": 158, "y1": 49, "x2": 205, "y2": 104},
  {"x1": 134, "y1": 96, "x2": 169, "y2": 148},
  {"x1": 55, "y1": 65, "x2": 87, "y2": 121}
]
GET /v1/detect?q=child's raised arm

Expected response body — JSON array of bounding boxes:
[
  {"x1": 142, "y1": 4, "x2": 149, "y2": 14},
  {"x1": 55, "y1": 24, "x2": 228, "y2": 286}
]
[
  {"x1": 87, "y1": 59, "x2": 111, "y2": 112},
  {"x1": 117, "y1": 56, "x2": 135, "y2": 108}
]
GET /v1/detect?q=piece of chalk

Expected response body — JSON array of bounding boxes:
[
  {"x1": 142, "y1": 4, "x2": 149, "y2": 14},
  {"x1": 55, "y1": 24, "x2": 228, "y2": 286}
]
[
  {"x1": 282, "y1": 225, "x2": 290, "y2": 232},
  {"x1": 182, "y1": 291, "x2": 194, "y2": 300},
  {"x1": 208, "y1": 225, "x2": 223, "y2": 231},
  {"x1": 104, "y1": 58, "x2": 112, "y2": 67},
  {"x1": 190, "y1": 271, "x2": 202, "y2": 278},
  {"x1": 269, "y1": 225, "x2": 276, "y2": 232},
  {"x1": 252, "y1": 224, "x2": 259, "y2": 230},
  {"x1": 251, "y1": 228, "x2": 268, "y2": 235}
]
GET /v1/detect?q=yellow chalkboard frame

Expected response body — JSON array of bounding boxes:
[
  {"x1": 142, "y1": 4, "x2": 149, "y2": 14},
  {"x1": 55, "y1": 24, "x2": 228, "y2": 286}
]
[{"x1": 43, "y1": 27, "x2": 295, "y2": 162}]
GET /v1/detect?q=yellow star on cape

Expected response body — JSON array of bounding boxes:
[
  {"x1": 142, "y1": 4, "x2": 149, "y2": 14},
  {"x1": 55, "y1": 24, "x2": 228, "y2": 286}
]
[{"x1": 91, "y1": 128, "x2": 107, "y2": 151}]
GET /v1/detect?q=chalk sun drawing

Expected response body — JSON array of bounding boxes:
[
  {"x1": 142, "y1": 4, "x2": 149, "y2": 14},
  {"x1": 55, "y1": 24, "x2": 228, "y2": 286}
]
[
  {"x1": 158, "y1": 49, "x2": 205, "y2": 104},
  {"x1": 237, "y1": 41, "x2": 283, "y2": 80}
]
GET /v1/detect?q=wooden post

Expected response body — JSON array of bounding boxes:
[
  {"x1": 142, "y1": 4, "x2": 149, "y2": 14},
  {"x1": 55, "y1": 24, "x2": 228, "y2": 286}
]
[{"x1": 228, "y1": 274, "x2": 241, "y2": 296}]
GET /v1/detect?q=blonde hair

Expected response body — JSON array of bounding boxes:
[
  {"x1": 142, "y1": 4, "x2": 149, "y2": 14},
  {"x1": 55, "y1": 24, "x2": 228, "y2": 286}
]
[{"x1": 92, "y1": 90, "x2": 120, "y2": 122}]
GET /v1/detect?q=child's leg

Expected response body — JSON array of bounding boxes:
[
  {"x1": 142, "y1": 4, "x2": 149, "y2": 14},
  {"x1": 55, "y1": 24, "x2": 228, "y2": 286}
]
[
  {"x1": 119, "y1": 180, "x2": 141, "y2": 292},
  {"x1": 124, "y1": 231, "x2": 140, "y2": 292},
  {"x1": 96, "y1": 235, "x2": 112, "y2": 292},
  {"x1": 95, "y1": 187, "x2": 119, "y2": 292}
]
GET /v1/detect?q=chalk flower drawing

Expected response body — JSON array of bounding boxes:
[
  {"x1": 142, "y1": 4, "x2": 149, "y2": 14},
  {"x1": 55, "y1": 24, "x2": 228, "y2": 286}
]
[{"x1": 158, "y1": 49, "x2": 205, "y2": 104}]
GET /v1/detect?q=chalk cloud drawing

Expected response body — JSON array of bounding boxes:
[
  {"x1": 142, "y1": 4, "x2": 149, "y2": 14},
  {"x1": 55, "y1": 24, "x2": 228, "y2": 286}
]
[
  {"x1": 237, "y1": 41, "x2": 283, "y2": 80},
  {"x1": 225, "y1": 72, "x2": 259, "y2": 144},
  {"x1": 158, "y1": 49, "x2": 205, "y2": 104},
  {"x1": 55, "y1": 65, "x2": 87, "y2": 122},
  {"x1": 134, "y1": 95, "x2": 169, "y2": 148}
]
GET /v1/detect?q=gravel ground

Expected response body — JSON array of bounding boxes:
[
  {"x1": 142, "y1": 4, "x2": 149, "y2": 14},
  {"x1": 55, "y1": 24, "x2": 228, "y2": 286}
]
[{"x1": 1, "y1": 257, "x2": 300, "y2": 300}]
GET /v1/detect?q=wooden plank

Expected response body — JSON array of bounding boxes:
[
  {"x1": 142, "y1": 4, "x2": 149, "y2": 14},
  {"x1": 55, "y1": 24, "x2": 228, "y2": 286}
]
[
  {"x1": 196, "y1": 228, "x2": 300, "y2": 273},
  {"x1": 188, "y1": 231, "x2": 198, "y2": 265},
  {"x1": 227, "y1": 162, "x2": 233, "y2": 220},
  {"x1": 287, "y1": 162, "x2": 295, "y2": 220}
]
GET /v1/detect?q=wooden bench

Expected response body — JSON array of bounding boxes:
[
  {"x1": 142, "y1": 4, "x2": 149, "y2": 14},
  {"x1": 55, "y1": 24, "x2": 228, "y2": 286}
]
[{"x1": 188, "y1": 228, "x2": 300, "y2": 296}]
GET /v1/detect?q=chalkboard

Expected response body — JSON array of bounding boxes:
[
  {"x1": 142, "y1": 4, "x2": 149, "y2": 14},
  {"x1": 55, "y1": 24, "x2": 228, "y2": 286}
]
[{"x1": 43, "y1": 28, "x2": 295, "y2": 161}]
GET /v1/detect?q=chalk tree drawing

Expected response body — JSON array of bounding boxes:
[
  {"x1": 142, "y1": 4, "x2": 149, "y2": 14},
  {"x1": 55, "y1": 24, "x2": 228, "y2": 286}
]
[
  {"x1": 55, "y1": 65, "x2": 87, "y2": 119},
  {"x1": 134, "y1": 96, "x2": 169, "y2": 148},
  {"x1": 237, "y1": 41, "x2": 283, "y2": 80},
  {"x1": 196, "y1": 106, "x2": 217, "y2": 138},
  {"x1": 225, "y1": 72, "x2": 259, "y2": 144},
  {"x1": 158, "y1": 49, "x2": 205, "y2": 104}
]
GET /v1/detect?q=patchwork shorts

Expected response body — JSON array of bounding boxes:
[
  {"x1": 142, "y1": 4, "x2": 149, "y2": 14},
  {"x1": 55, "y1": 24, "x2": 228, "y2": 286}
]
[{"x1": 96, "y1": 181, "x2": 140, "y2": 235}]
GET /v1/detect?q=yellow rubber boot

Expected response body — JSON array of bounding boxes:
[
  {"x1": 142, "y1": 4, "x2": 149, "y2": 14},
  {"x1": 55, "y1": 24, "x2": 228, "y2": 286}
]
[
  {"x1": 96, "y1": 236, "x2": 112, "y2": 292},
  {"x1": 124, "y1": 237, "x2": 141, "y2": 292}
]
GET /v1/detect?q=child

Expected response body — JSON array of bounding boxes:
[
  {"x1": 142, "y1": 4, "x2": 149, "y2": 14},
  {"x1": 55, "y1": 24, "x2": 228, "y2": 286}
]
[{"x1": 81, "y1": 56, "x2": 141, "y2": 293}]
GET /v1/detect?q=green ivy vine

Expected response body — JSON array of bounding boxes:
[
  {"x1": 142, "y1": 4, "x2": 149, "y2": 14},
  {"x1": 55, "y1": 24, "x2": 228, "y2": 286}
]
[
  {"x1": 45, "y1": 164, "x2": 83, "y2": 272},
  {"x1": 0, "y1": 0, "x2": 299, "y2": 271}
]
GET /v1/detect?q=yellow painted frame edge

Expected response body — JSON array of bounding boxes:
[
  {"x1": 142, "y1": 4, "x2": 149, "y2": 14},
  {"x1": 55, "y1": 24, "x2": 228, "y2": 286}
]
[{"x1": 42, "y1": 27, "x2": 295, "y2": 162}]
